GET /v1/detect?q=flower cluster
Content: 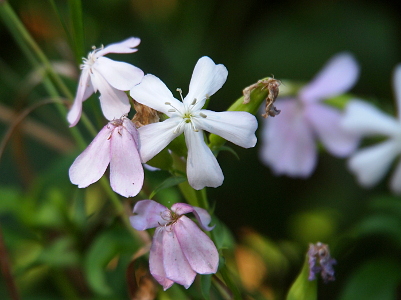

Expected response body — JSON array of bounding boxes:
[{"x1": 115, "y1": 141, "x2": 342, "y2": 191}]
[{"x1": 308, "y1": 242, "x2": 336, "y2": 283}]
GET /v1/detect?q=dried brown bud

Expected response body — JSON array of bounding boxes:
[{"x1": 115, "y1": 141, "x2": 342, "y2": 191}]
[
  {"x1": 242, "y1": 77, "x2": 281, "y2": 118},
  {"x1": 131, "y1": 100, "x2": 161, "y2": 127}
]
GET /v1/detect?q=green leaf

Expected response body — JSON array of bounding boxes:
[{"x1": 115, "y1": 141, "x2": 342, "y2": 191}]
[
  {"x1": 212, "y1": 145, "x2": 239, "y2": 160},
  {"x1": 219, "y1": 262, "x2": 242, "y2": 300},
  {"x1": 286, "y1": 255, "x2": 317, "y2": 300},
  {"x1": 201, "y1": 274, "x2": 212, "y2": 300},
  {"x1": 149, "y1": 176, "x2": 186, "y2": 199},
  {"x1": 68, "y1": 0, "x2": 85, "y2": 64},
  {"x1": 338, "y1": 258, "x2": 401, "y2": 300}
]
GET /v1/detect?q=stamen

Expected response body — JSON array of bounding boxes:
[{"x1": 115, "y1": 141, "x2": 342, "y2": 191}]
[
  {"x1": 176, "y1": 88, "x2": 185, "y2": 102},
  {"x1": 191, "y1": 98, "x2": 197, "y2": 105},
  {"x1": 199, "y1": 112, "x2": 207, "y2": 118},
  {"x1": 168, "y1": 109, "x2": 176, "y2": 112},
  {"x1": 91, "y1": 45, "x2": 96, "y2": 50}
]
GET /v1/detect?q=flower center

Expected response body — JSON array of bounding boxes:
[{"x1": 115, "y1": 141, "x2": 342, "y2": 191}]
[
  {"x1": 160, "y1": 209, "x2": 182, "y2": 229},
  {"x1": 80, "y1": 45, "x2": 104, "y2": 71}
]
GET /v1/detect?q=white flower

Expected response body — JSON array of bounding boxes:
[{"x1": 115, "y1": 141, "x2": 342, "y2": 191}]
[
  {"x1": 130, "y1": 56, "x2": 258, "y2": 190},
  {"x1": 259, "y1": 53, "x2": 360, "y2": 177},
  {"x1": 342, "y1": 64, "x2": 401, "y2": 193},
  {"x1": 67, "y1": 37, "x2": 144, "y2": 127}
]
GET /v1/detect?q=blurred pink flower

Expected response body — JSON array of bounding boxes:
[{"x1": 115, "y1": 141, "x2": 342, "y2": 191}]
[
  {"x1": 259, "y1": 53, "x2": 360, "y2": 177},
  {"x1": 68, "y1": 37, "x2": 144, "y2": 127},
  {"x1": 342, "y1": 64, "x2": 401, "y2": 193},
  {"x1": 130, "y1": 56, "x2": 258, "y2": 189},
  {"x1": 69, "y1": 117, "x2": 144, "y2": 197},
  {"x1": 130, "y1": 200, "x2": 219, "y2": 290}
]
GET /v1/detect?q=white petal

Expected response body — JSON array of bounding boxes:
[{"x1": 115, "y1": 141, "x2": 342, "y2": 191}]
[
  {"x1": 96, "y1": 37, "x2": 141, "y2": 56},
  {"x1": 348, "y1": 140, "x2": 400, "y2": 187},
  {"x1": 149, "y1": 227, "x2": 174, "y2": 290},
  {"x1": 185, "y1": 127, "x2": 224, "y2": 189},
  {"x1": 138, "y1": 118, "x2": 182, "y2": 162},
  {"x1": 259, "y1": 99, "x2": 317, "y2": 177},
  {"x1": 184, "y1": 56, "x2": 228, "y2": 109},
  {"x1": 175, "y1": 216, "x2": 219, "y2": 274},
  {"x1": 342, "y1": 99, "x2": 400, "y2": 136},
  {"x1": 109, "y1": 125, "x2": 144, "y2": 198},
  {"x1": 390, "y1": 160, "x2": 401, "y2": 194},
  {"x1": 305, "y1": 103, "x2": 360, "y2": 156},
  {"x1": 299, "y1": 52, "x2": 359, "y2": 103},
  {"x1": 95, "y1": 57, "x2": 143, "y2": 91},
  {"x1": 163, "y1": 227, "x2": 197, "y2": 289},
  {"x1": 67, "y1": 68, "x2": 94, "y2": 127},
  {"x1": 197, "y1": 110, "x2": 257, "y2": 148},
  {"x1": 91, "y1": 71, "x2": 131, "y2": 120},
  {"x1": 130, "y1": 74, "x2": 183, "y2": 116},
  {"x1": 393, "y1": 64, "x2": 401, "y2": 119},
  {"x1": 69, "y1": 126, "x2": 111, "y2": 187}
]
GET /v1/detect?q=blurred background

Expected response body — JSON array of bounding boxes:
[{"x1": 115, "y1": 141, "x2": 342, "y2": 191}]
[{"x1": 1, "y1": 0, "x2": 401, "y2": 299}]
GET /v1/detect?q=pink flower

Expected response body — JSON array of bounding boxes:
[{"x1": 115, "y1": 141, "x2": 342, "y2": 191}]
[
  {"x1": 69, "y1": 117, "x2": 144, "y2": 197},
  {"x1": 130, "y1": 200, "x2": 219, "y2": 290},
  {"x1": 67, "y1": 37, "x2": 144, "y2": 127},
  {"x1": 259, "y1": 53, "x2": 360, "y2": 177}
]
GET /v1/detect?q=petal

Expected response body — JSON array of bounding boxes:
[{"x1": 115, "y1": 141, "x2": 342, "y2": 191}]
[
  {"x1": 163, "y1": 227, "x2": 197, "y2": 289},
  {"x1": 123, "y1": 118, "x2": 140, "y2": 149},
  {"x1": 96, "y1": 37, "x2": 141, "y2": 56},
  {"x1": 149, "y1": 227, "x2": 174, "y2": 290},
  {"x1": 130, "y1": 200, "x2": 168, "y2": 230},
  {"x1": 109, "y1": 125, "x2": 144, "y2": 198},
  {"x1": 393, "y1": 64, "x2": 401, "y2": 118},
  {"x1": 91, "y1": 71, "x2": 131, "y2": 120},
  {"x1": 171, "y1": 203, "x2": 214, "y2": 231},
  {"x1": 67, "y1": 68, "x2": 94, "y2": 127},
  {"x1": 305, "y1": 103, "x2": 360, "y2": 157},
  {"x1": 342, "y1": 99, "x2": 400, "y2": 136},
  {"x1": 130, "y1": 74, "x2": 183, "y2": 116},
  {"x1": 175, "y1": 216, "x2": 219, "y2": 274},
  {"x1": 138, "y1": 118, "x2": 182, "y2": 162},
  {"x1": 185, "y1": 127, "x2": 224, "y2": 189},
  {"x1": 69, "y1": 125, "x2": 111, "y2": 187},
  {"x1": 197, "y1": 110, "x2": 257, "y2": 148},
  {"x1": 259, "y1": 99, "x2": 317, "y2": 177},
  {"x1": 184, "y1": 56, "x2": 228, "y2": 109},
  {"x1": 299, "y1": 53, "x2": 359, "y2": 103},
  {"x1": 390, "y1": 160, "x2": 401, "y2": 194},
  {"x1": 95, "y1": 57, "x2": 144, "y2": 91},
  {"x1": 348, "y1": 140, "x2": 400, "y2": 187}
]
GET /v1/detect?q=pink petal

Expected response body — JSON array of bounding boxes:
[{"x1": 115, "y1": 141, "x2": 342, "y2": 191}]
[
  {"x1": 184, "y1": 56, "x2": 228, "y2": 110},
  {"x1": 393, "y1": 64, "x2": 401, "y2": 119},
  {"x1": 348, "y1": 140, "x2": 400, "y2": 187},
  {"x1": 67, "y1": 68, "x2": 94, "y2": 127},
  {"x1": 130, "y1": 200, "x2": 168, "y2": 230},
  {"x1": 184, "y1": 127, "x2": 224, "y2": 189},
  {"x1": 96, "y1": 37, "x2": 141, "y2": 56},
  {"x1": 175, "y1": 216, "x2": 219, "y2": 275},
  {"x1": 130, "y1": 74, "x2": 182, "y2": 116},
  {"x1": 259, "y1": 99, "x2": 317, "y2": 177},
  {"x1": 171, "y1": 203, "x2": 214, "y2": 231},
  {"x1": 109, "y1": 124, "x2": 144, "y2": 197},
  {"x1": 137, "y1": 118, "x2": 182, "y2": 163},
  {"x1": 91, "y1": 71, "x2": 131, "y2": 120},
  {"x1": 163, "y1": 226, "x2": 197, "y2": 289},
  {"x1": 197, "y1": 110, "x2": 257, "y2": 148},
  {"x1": 299, "y1": 53, "x2": 359, "y2": 103},
  {"x1": 390, "y1": 159, "x2": 401, "y2": 194},
  {"x1": 149, "y1": 227, "x2": 174, "y2": 290},
  {"x1": 95, "y1": 57, "x2": 144, "y2": 91},
  {"x1": 69, "y1": 125, "x2": 111, "y2": 187},
  {"x1": 305, "y1": 103, "x2": 360, "y2": 157}
]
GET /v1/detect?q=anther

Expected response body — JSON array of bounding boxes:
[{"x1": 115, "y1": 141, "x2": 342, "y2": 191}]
[
  {"x1": 199, "y1": 112, "x2": 207, "y2": 118},
  {"x1": 191, "y1": 98, "x2": 197, "y2": 105}
]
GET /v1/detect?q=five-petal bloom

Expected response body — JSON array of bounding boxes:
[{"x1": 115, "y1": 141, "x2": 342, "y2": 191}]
[
  {"x1": 341, "y1": 64, "x2": 401, "y2": 193},
  {"x1": 69, "y1": 117, "x2": 144, "y2": 197},
  {"x1": 259, "y1": 53, "x2": 360, "y2": 177},
  {"x1": 67, "y1": 37, "x2": 144, "y2": 127},
  {"x1": 130, "y1": 56, "x2": 258, "y2": 190},
  {"x1": 130, "y1": 200, "x2": 219, "y2": 290}
]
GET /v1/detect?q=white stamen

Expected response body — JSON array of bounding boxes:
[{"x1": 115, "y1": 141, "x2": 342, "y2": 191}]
[{"x1": 199, "y1": 112, "x2": 207, "y2": 118}]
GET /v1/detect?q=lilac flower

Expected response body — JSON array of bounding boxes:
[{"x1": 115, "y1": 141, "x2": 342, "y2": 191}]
[
  {"x1": 308, "y1": 242, "x2": 336, "y2": 283},
  {"x1": 341, "y1": 64, "x2": 401, "y2": 193},
  {"x1": 130, "y1": 56, "x2": 258, "y2": 190},
  {"x1": 259, "y1": 53, "x2": 360, "y2": 177},
  {"x1": 67, "y1": 37, "x2": 144, "y2": 127},
  {"x1": 130, "y1": 200, "x2": 219, "y2": 290},
  {"x1": 69, "y1": 117, "x2": 144, "y2": 197}
]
